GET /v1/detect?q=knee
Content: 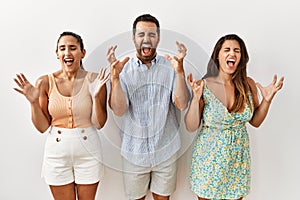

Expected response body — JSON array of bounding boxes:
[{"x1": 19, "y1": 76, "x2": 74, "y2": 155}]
[{"x1": 152, "y1": 193, "x2": 169, "y2": 200}]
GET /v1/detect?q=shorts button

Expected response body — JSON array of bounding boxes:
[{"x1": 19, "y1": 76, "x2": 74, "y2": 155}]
[
  {"x1": 57, "y1": 130, "x2": 61, "y2": 134},
  {"x1": 81, "y1": 129, "x2": 85, "y2": 133},
  {"x1": 56, "y1": 138, "x2": 61, "y2": 142},
  {"x1": 83, "y1": 136, "x2": 87, "y2": 140}
]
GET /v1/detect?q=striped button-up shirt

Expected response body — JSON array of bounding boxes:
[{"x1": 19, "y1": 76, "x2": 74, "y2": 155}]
[{"x1": 119, "y1": 55, "x2": 181, "y2": 167}]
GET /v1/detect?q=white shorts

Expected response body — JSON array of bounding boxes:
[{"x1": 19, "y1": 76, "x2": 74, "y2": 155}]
[
  {"x1": 42, "y1": 126, "x2": 104, "y2": 186},
  {"x1": 123, "y1": 154, "x2": 178, "y2": 199}
]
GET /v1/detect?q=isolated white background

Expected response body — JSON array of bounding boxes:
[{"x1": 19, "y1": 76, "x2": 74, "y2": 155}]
[{"x1": 1, "y1": 0, "x2": 299, "y2": 199}]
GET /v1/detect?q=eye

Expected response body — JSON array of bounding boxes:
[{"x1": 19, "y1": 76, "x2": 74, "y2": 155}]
[
  {"x1": 137, "y1": 32, "x2": 145, "y2": 37},
  {"x1": 149, "y1": 33, "x2": 156, "y2": 37}
]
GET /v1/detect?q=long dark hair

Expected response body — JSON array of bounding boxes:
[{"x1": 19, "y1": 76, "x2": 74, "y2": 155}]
[
  {"x1": 56, "y1": 31, "x2": 85, "y2": 69},
  {"x1": 204, "y1": 34, "x2": 251, "y2": 113}
]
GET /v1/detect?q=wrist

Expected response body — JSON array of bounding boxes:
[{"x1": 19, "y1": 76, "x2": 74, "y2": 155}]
[
  {"x1": 262, "y1": 98, "x2": 272, "y2": 104},
  {"x1": 30, "y1": 100, "x2": 40, "y2": 107},
  {"x1": 176, "y1": 70, "x2": 185, "y2": 77},
  {"x1": 192, "y1": 95, "x2": 200, "y2": 102}
]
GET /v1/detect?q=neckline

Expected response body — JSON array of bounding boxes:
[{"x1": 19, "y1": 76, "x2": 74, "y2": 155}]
[
  {"x1": 51, "y1": 73, "x2": 88, "y2": 98},
  {"x1": 204, "y1": 85, "x2": 232, "y2": 115},
  {"x1": 204, "y1": 85, "x2": 252, "y2": 115}
]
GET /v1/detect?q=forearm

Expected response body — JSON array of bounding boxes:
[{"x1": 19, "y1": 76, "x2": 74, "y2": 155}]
[
  {"x1": 249, "y1": 99, "x2": 271, "y2": 127},
  {"x1": 174, "y1": 73, "x2": 189, "y2": 110},
  {"x1": 93, "y1": 94, "x2": 107, "y2": 129},
  {"x1": 30, "y1": 102, "x2": 50, "y2": 133},
  {"x1": 109, "y1": 78, "x2": 127, "y2": 116},
  {"x1": 185, "y1": 97, "x2": 203, "y2": 132}
]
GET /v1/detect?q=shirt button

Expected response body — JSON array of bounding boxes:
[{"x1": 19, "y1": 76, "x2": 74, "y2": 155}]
[
  {"x1": 83, "y1": 136, "x2": 87, "y2": 140},
  {"x1": 56, "y1": 138, "x2": 61, "y2": 142}
]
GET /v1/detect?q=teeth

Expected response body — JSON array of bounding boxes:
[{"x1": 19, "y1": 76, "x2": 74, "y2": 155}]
[
  {"x1": 64, "y1": 59, "x2": 74, "y2": 63},
  {"x1": 141, "y1": 44, "x2": 152, "y2": 48}
]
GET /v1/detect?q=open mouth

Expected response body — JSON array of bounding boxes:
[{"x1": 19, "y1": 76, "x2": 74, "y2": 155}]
[
  {"x1": 226, "y1": 59, "x2": 236, "y2": 68},
  {"x1": 64, "y1": 58, "x2": 74, "y2": 65},
  {"x1": 141, "y1": 44, "x2": 152, "y2": 56}
]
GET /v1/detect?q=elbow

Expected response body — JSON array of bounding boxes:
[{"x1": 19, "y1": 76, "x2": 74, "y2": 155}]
[
  {"x1": 36, "y1": 126, "x2": 49, "y2": 134},
  {"x1": 184, "y1": 119, "x2": 199, "y2": 133},
  {"x1": 249, "y1": 121, "x2": 262, "y2": 128},
  {"x1": 112, "y1": 108, "x2": 126, "y2": 117},
  {"x1": 109, "y1": 101, "x2": 127, "y2": 116},
  {"x1": 98, "y1": 117, "x2": 108, "y2": 129},
  {"x1": 178, "y1": 102, "x2": 188, "y2": 111},
  {"x1": 186, "y1": 125, "x2": 197, "y2": 133},
  {"x1": 176, "y1": 101, "x2": 188, "y2": 111}
]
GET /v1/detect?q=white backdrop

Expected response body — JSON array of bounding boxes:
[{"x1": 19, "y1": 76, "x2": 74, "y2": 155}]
[{"x1": 1, "y1": 0, "x2": 299, "y2": 199}]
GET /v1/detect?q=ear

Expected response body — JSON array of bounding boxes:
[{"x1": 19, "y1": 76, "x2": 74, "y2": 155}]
[{"x1": 81, "y1": 49, "x2": 86, "y2": 58}]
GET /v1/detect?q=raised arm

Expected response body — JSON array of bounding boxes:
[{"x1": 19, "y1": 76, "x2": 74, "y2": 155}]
[
  {"x1": 88, "y1": 68, "x2": 110, "y2": 129},
  {"x1": 184, "y1": 73, "x2": 205, "y2": 132},
  {"x1": 14, "y1": 74, "x2": 51, "y2": 133},
  {"x1": 248, "y1": 75, "x2": 284, "y2": 127},
  {"x1": 165, "y1": 41, "x2": 189, "y2": 110},
  {"x1": 106, "y1": 46, "x2": 130, "y2": 116}
]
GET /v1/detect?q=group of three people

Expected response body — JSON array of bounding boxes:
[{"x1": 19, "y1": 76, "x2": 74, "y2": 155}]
[{"x1": 14, "y1": 14, "x2": 284, "y2": 200}]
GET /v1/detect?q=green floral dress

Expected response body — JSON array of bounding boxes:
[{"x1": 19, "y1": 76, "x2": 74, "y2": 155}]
[{"x1": 190, "y1": 81, "x2": 254, "y2": 199}]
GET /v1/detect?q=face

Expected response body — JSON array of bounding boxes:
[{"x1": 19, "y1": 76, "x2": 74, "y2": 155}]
[
  {"x1": 218, "y1": 39, "x2": 241, "y2": 75},
  {"x1": 56, "y1": 35, "x2": 86, "y2": 73},
  {"x1": 133, "y1": 21, "x2": 160, "y2": 63}
]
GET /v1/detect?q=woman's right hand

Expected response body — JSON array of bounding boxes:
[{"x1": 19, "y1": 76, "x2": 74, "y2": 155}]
[
  {"x1": 13, "y1": 73, "x2": 42, "y2": 104},
  {"x1": 187, "y1": 73, "x2": 204, "y2": 101}
]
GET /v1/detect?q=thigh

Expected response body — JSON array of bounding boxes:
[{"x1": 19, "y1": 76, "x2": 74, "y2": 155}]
[
  {"x1": 43, "y1": 133, "x2": 74, "y2": 185},
  {"x1": 77, "y1": 182, "x2": 99, "y2": 200},
  {"x1": 150, "y1": 158, "x2": 177, "y2": 196},
  {"x1": 50, "y1": 182, "x2": 76, "y2": 200},
  {"x1": 73, "y1": 131, "x2": 104, "y2": 184},
  {"x1": 123, "y1": 159, "x2": 150, "y2": 199}
]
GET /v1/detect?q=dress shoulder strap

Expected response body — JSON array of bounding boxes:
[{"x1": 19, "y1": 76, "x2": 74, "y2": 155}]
[
  {"x1": 203, "y1": 78, "x2": 207, "y2": 86},
  {"x1": 47, "y1": 73, "x2": 55, "y2": 94}
]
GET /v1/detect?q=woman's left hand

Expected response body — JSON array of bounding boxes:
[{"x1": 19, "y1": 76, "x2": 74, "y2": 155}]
[
  {"x1": 256, "y1": 74, "x2": 284, "y2": 103},
  {"x1": 165, "y1": 41, "x2": 187, "y2": 75},
  {"x1": 88, "y1": 68, "x2": 110, "y2": 97}
]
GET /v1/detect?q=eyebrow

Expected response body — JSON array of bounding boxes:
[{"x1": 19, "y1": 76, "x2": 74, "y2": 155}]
[
  {"x1": 223, "y1": 47, "x2": 240, "y2": 51},
  {"x1": 58, "y1": 44, "x2": 77, "y2": 48}
]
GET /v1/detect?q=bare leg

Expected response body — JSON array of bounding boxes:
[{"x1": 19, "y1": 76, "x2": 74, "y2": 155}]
[
  {"x1": 198, "y1": 197, "x2": 210, "y2": 200},
  {"x1": 49, "y1": 182, "x2": 76, "y2": 200},
  {"x1": 77, "y1": 182, "x2": 99, "y2": 200},
  {"x1": 152, "y1": 193, "x2": 170, "y2": 200},
  {"x1": 136, "y1": 196, "x2": 146, "y2": 200}
]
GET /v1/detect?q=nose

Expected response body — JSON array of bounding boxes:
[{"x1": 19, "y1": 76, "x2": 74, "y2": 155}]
[
  {"x1": 229, "y1": 50, "x2": 235, "y2": 56},
  {"x1": 65, "y1": 48, "x2": 72, "y2": 56},
  {"x1": 143, "y1": 34, "x2": 150, "y2": 42}
]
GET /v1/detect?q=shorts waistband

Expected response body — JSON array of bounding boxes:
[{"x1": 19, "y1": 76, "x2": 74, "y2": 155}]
[{"x1": 49, "y1": 126, "x2": 96, "y2": 137}]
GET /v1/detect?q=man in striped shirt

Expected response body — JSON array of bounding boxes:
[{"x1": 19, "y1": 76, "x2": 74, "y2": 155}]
[{"x1": 108, "y1": 14, "x2": 189, "y2": 200}]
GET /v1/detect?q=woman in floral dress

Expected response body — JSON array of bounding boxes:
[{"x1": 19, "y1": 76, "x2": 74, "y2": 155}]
[{"x1": 185, "y1": 34, "x2": 284, "y2": 200}]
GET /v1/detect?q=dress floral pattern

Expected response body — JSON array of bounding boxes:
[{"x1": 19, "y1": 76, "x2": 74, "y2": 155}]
[{"x1": 190, "y1": 82, "x2": 254, "y2": 199}]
